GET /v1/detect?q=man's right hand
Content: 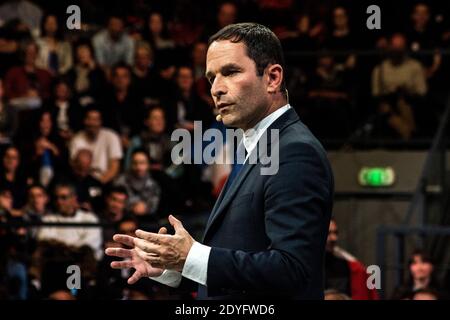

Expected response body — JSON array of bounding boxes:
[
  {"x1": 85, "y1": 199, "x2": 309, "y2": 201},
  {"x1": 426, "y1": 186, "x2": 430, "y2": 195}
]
[{"x1": 105, "y1": 227, "x2": 167, "y2": 284}]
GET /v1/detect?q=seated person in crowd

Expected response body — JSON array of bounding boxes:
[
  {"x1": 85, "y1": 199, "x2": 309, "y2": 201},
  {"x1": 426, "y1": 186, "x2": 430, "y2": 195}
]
[
  {"x1": 35, "y1": 13, "x2": 73, "y2": 75},
  {"x1": 69, "y1": 108, "x2": 123, "y2": 184},
  {"x1": 0, "y1": 78, "x2": 17, "y2": 146},
  {"x1": 98, "y1": 185, "x2": 130, "y2": 247},
  {"x1": 125, "y1": 105, "x2": 173, "y2": 171},
  {"x1": 4, "y1": 40, "x2": 53, "y2": 103},
  {"x1": 307, "y1": 51, "x2": 353, "y2": 138},
  {"x1": 21, "y1": 184, "x2": 49, "y2": 221},
  {"x1": 325, "y1": 217, "x2": 378, "y2": 300},
  {"x1": 25, "y1": 110, "x2": 69, "y2": 187},
  {"x1": 45, "y1": 78, "x2": 82, "y2": 141},
  {"x1": 131, "y1": 41, "x2": 158, "y2": 103},
  {"x1": 92, "y1": 15, "x2": 134, "y2": 71},
  {"x1": 114, "y1": 149, "x2": 161, "y2": 218},
  {"x1": 167, "y1": 65, "x2": 214, "y2": 132},
  {"x1": 37, "y1": 183, "x2": 103, "y2": 260},
  {"x1": 49, "y1": 149, "x2": 103, "y2": 213},
  {"x1": 65, "y1": 41, "x2": 107, "y2": 107},
  {"x1": 392, "y1": 249, "x2": 447, "y2": 300},
  {"x1": 0, "y1": 146, "x2": 28, "y2": 211},
  {"x1": 371, "y1": 33, "x2": 427, "y2": 140},
  {"x1": 100, "y1": 62, "x2": 144, "y2": 147}
]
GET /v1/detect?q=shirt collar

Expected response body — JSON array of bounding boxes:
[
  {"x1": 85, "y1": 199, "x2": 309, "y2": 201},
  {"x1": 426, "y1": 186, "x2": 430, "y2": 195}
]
[{"x1": 242, "y1": 104, "x2": 291, "y2": 155}]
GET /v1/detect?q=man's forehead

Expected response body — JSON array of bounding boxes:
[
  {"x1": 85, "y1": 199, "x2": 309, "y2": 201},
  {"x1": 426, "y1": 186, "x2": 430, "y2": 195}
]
[{"x1": 206, "y1": 40, "x2": 247, "y2": 67}]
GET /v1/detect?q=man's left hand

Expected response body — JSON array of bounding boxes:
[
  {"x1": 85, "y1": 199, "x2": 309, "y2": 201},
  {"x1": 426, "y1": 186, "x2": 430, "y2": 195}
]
[{"x1": 134, "y1": 215, "x2": 195, "y2": 272}]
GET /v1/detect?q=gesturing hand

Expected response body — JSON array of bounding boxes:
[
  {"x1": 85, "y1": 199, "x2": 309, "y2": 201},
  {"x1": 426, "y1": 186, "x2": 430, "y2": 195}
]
[
  {"x1": 133, "y1": 215, "x2": 195, "y2": 272},
  {"x1": 105, "y1": 227, "x2": 168, "y2": 284}
]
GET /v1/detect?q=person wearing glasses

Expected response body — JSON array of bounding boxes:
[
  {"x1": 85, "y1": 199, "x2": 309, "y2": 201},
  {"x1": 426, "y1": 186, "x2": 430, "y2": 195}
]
[{"x1": 37, "y1": 182, "x2": 103, "y2": 260}]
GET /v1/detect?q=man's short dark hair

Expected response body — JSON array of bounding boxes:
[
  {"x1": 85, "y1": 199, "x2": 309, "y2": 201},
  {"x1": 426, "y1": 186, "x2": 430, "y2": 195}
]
[
  {"x1": 53, "y1": 182, "x2": 76, "y2": 196},
  {"x1": 28, "y1": 183, "x2": 47, "y2": 195},
  {"x1": 208, "y1": 22, "x2": 286, "y2": 92},
  {"x1": 107, "y1": 185, "x2": 128, "y2": 198}
]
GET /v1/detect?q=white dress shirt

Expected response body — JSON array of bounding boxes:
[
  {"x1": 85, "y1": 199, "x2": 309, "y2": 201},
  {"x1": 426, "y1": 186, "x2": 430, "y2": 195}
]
[{"x1": 150, "y1": 104, "x2": 292, "y2": 287}]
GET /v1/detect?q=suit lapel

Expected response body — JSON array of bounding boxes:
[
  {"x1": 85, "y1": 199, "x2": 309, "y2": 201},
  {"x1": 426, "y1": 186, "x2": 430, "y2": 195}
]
[{"x1": 202, "y1": 108, "x2": 300, "y2": 242}]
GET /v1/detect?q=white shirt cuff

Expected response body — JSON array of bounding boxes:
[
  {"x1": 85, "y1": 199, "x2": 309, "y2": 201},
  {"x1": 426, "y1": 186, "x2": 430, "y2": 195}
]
[
  {"x1": 149, "y1": 269, "x2": 182, "y2": 288},
  {"x1": 181, "y1": 241, "x2": 211, "y2": 286}
]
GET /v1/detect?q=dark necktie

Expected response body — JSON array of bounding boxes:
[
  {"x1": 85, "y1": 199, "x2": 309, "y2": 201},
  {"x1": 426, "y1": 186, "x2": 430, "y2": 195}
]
[{"x1": 222, "y1": 142, "x2": 247, "y2": 195}]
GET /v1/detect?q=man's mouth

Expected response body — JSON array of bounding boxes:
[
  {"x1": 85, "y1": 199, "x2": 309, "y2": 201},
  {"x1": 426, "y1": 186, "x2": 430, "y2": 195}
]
[{"x1": 217, "y1": 103, "x2": 233, "y2": 112}]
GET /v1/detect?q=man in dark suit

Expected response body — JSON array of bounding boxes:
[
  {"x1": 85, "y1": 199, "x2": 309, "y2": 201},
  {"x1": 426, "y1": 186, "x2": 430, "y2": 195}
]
[{"x1": 105, "y1": 23, "x2": 334, "y2": 299}]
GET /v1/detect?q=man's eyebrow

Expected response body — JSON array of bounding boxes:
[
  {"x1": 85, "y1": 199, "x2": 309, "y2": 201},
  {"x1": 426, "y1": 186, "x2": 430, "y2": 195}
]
[{"x1": 205, "y1": 63, "x2": 241, "y2": 79}]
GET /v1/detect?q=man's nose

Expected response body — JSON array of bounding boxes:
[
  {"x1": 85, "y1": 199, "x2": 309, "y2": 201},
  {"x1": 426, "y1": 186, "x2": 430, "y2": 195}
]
[{"x1": 211, "y1": 76, "x2": 227, "y2": 99}]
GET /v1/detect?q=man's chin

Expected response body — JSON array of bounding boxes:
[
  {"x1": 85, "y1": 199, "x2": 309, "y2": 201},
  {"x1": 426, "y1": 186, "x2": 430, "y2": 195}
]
[{"x1": 222, "y1": 115, "x2": 240, "y2": 128}]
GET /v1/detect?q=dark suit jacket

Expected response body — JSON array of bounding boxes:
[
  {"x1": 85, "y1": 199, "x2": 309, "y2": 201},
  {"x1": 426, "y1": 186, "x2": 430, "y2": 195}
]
[{"x1": 197, "y1": 108, "x2": 334, "y2": 300}]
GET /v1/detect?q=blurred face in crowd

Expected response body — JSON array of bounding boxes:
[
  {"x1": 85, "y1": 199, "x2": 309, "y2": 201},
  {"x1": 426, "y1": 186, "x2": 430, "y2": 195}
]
[
  {"x1": 413, "y1": 291, "x2": 437, "y2": 300},
  {"x1": 146, "y1": 108, "x2": 165, "y2": 134},
  {"x1": 410, "y1": 254, "x2": 434, "y2": 282},
  {"x1": 0, "y1": 79, "x2": 4, "y2": 99},
  {"x1": 84, "y1": 110, "x2": 102, "y2": 137},
  {"x1": 206, "y1": 40, "x2": 273, "y2": 130},
  {"x1": 48, "y1": 290, "x2": 75, "y2": 300},
  {"x1": 44, "y1": 15, "x2": 58, "y2": 36},
  {"x1": 55, "y1": 82, "x2": 70, "y2": 101},
  {"x1": 112, "y1": 67, "x2": 131, "y2": 92},
  {"x1": 333, "y1": 7, "x2": 348, "y2": 30},
  {"x1": 149, "y1": 13, "x2": 163, "y2": 35},
  {"x1": 131, "y1": 152, "x2": 149, "y2": 178},
  {"x1": 217, "y1": 3, "x2": 237, "y2": 28},
  {"x1": 108, "y1": 17, "x2": 124, "y2": 40},
  {"x1": 106, "y1": 191, "x2": 127, "y2": 220},
  {"x1": 135, "y1": 46, "x2": 153, "y2": 70},
  {"x1": 28, "y1": 186, "x2": 48, "y2": 213},
  {"x1": 76, "y1": 45, "x2": 93, "y2": 66},
  {"x1": 0, "y1": 190, "x2": 13, "y2": 210},
  {"x1": 297, "y1": 15, "x2": 310, "y2": 34},
  {"x1": 39, "y1": 112, "x2": 53, "y2": 137},
  {"x1": 118, "y1": 219, "x2": 138, "y2": 237},
  {"x1": 3, "y1": 147, "x2": 20, "y2": 173},
  {"x1": 192, "y1": 42, "x2": 207, "y2": 67},
  {"x1": 55, "y1": 186, "x2": 77, "y2": 216},
  {"x1": 177, "y1": 67, "x2": 194, "y2": 93},
  {"x1": 412, "y1": 4, "x2": 430, "y2": 29},
  {"x1": 326, "y1": 219, "x2": 338, "y2": 252},
  {"x1": 389, "y1": 34, "x2": 407, "y2": 64},
  {"x1": 24, "y1": 43, "x2": 38, "y2": 66},
  {"x1": 318, "y1": 55, "x2": 334, "y2": 71},
  {"x1": 72, "y1": 149, "x2": 93, "y2": 175}
]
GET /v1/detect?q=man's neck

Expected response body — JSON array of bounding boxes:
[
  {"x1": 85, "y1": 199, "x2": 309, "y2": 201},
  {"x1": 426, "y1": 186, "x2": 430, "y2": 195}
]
[
  {"x1": 85, "y1": 131, "x2": 99, "y2": 141},
  {"x1": 242, "y1": 97, "x2": 288, "y2": 132},
  {"x1": 61, "y1": 209, "x2": 77, "y2": 217}
]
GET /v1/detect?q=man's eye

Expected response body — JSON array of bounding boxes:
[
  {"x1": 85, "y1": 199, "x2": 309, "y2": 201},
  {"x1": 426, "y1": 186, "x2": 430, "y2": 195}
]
[{"x1": 224, "y1": 70, "x2": 238, "y2": 76}]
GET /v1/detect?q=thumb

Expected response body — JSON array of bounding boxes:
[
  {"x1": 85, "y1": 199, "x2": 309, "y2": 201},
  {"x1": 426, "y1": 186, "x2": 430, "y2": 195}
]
[
  {"x1": 168, "y1": 214, "x2": 184, "y2": 233},
  {"x1": 158, "y1": 227, "x2": 168, "y2": 234}
]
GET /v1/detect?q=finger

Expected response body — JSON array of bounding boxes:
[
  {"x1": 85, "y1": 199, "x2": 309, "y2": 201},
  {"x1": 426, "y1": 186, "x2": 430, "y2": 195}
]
[
  {"x1": 112, "y1": 234, "x2": 135, "y2": 247},
  {"x1": 110, "y1": 260, "x2": 134, "y2": 269},
  {"x1": 135, "y1": 229, "x2": 168, "y2": 244},
  {"x1": 134, "y1": 237, "x2": 161, "y2": 254},
  {"x1": 168, "y1": 215, "x2": 184, "y2": 233},
  {"x1": 145, "y1": 255, "x2": 162, "y2": 266},
  {"x1": 105, "y1": 247, "x2": 132, "y2": 258},
  {"x1": 158, "y1": 227, "x2": 168, "y2": 234},
  {"x1": 128, "y1": 270, "x2": 142, "y2": 284}
]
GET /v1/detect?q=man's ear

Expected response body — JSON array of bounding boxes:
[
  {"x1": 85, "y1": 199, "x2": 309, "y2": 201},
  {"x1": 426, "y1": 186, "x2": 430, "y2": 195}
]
[{"x1": 266, "y1": 64, "x2": 283, "y2": 94}]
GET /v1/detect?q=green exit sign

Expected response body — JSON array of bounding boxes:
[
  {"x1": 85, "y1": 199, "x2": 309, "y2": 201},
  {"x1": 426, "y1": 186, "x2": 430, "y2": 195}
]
[{"x1": 358, "y1": 167, "x2": 395, "y2": 187}]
